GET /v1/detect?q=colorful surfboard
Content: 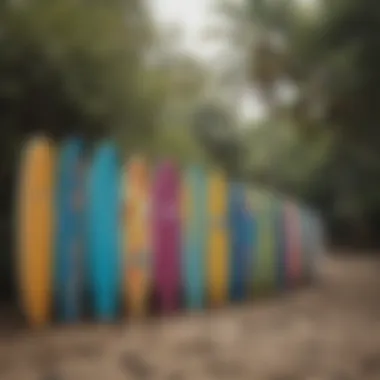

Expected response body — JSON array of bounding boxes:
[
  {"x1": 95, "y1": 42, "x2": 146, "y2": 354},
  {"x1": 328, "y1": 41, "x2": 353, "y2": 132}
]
[
  {"x1": 181, "y1": 165, "x2": 207, "y2": 310},
  {"x1": 16, "y1": 136, "x2": 55, "y2": 327},
  {"x1": 251, "y1": 190, "x2": 276, "y2": 294},
  {"x1": 274, "y1": 198, "x2": 287, "y2": 290},
  {"x1": 152, "y1": 161, "x2": 181, "y2": 313},
  {"x1": 124, "y1": 156, "x2": 151, "y2": 317},
  {"x1": 245, "y1": 187, "x2": 258, "y2": 295},
  {"x1": 284, "y1": 201, "x2": 303, "y2": 287},
  {"x1": 86, "y1": 141, "x2": 120, "y2": 321},
  {"x1": 228, "y1": 182, "x2": 251, "y2": 302},
  {"x1": 314, "y1": 212, "x2": 326, "y2": 276},
  {"x1": 298, "y1": 207, "x2": 313, "y2": 283},
  {"x1": 207, "y1": 170, "x2": 229, "y2": 306},
  {"x1": 55, "y1": 138, "x2": 85, "y2": 322},
  {"x1": 305, "y1": 210, "x2": 325, "y2": 281}
]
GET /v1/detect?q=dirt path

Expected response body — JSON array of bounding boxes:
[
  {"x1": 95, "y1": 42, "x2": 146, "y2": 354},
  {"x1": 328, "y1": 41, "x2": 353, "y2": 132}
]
[{"x1": 1, "y1": 255, "x2": 380, "y2": 380}]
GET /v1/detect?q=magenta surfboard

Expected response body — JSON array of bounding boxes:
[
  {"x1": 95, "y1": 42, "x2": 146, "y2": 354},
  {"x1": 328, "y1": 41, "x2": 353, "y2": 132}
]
[{"x1": 152, "y1": 161, "x2": 181, "y2": 313}]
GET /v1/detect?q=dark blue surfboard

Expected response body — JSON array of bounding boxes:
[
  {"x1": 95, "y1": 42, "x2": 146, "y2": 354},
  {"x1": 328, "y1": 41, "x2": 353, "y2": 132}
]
[
  {"x1": 86, "y1": 141, "x2": 120, "y2": 321},
  {"x1": 229, "y1": 183, "x2": 251, "y2": 302},
  {"x1": 55, "y1": 138, "x2": 84, "y2": 322}
]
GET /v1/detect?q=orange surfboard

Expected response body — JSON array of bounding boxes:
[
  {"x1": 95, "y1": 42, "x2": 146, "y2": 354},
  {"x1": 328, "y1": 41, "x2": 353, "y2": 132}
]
[
  {"x1": 123, "y1": 156, "x2": 151, "y2": 317},
  {"x1": 16, "y1": 136, "x2": 55, "y2": 327}
]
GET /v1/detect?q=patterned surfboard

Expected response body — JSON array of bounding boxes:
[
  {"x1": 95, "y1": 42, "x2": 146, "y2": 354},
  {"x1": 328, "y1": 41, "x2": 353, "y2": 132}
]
[
  {"x1": 55, "y1": 138, "x2": 85, "y2": 322},
  {"x1": 86, "y1": 141, "x2": 120, "y2": 321},
  {"x1": 207, "y1": 170, "x2": 229, "y2": 306},
  {"x1": 181, "y1": 165, "x2": 207, "y2": 310},
  {"x1": 124, "y1": 156, "x2": 151, "y2": 317},
  {"x1": 152, "y1": 161, "x2": 181, "y2": 313},
  {"x1": 16, "y1": 136, "x2": 55, "y2": 327}
]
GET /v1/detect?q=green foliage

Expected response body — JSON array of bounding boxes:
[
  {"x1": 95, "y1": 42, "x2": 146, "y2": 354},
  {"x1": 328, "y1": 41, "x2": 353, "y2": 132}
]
[
  {"x1": 152, "y1": 125, "x2": 210, "y2": 166},
  {"x1": 243, "y1": 118, "x2": 333, "y2": 195},
  {"x1": 191, "y1": 102, "x2": 244, "y2": 177},
  {"x1": 215, "y1": 0, "x2": 380, "y2": 246},
  {"x1": 0, "y1": 0, "x2": 213, "y2": 184},
  {"x1": 0, "y1": 0, "x2": 156, "y2": 136}
]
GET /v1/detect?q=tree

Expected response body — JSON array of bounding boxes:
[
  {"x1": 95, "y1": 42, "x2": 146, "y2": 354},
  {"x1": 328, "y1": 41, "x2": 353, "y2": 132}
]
[
  {"x1": 191, "y1": 101, "x2": 244, "y2": 176},
  {"x1": 211, "y1": 0, "x2": 380, "y2": 246}
]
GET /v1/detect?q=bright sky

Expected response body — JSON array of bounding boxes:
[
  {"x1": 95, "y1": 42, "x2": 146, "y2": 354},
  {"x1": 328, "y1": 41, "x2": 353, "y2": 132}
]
[
  {"x1": 150, "y1": 0, "x2": 318, "y2": 54},
  {"x1": 149, "y1": 0, "x2": 268, "y2": 121},
  {"x1": 150, "y1": 0, "x2": 215, "y2": 58},
  {"x1": 149, "y1": 0, "x2": 316, "y2": 121}
]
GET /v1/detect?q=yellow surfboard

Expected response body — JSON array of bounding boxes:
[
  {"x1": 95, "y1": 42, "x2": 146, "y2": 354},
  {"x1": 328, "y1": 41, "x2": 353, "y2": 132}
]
[
  {"x1": 207, "y1": 170, "x2": 229, "y2": 306},
  {"x1": 16, "y1": 136, "x2": 55, "y2": 327},
  {"x1": 124, "y1": 156, "x2": 151, "y2": 317}
]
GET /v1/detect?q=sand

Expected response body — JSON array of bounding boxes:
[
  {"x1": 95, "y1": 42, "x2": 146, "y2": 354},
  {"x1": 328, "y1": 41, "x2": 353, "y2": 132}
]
[{"x1": 1, "y1": 255, "x2": 380, "y2": 380}]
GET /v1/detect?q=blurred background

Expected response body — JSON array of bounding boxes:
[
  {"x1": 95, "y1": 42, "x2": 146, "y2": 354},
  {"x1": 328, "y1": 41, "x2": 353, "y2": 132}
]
[{"x1": 1, "y1": 0, "x2": 380, "y2": 377}]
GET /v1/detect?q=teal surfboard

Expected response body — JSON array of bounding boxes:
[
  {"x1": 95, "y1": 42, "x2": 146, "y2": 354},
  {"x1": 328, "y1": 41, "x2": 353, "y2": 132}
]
[
  {"x1": 229, "y1": 182, "x2": 251, "y2": 302},
  {"x1": 181, "y1": 165, "x2": 207, "y2": 309},
  {"x1": 86, "y1": 141, "x2": 121, "y2": 321}
]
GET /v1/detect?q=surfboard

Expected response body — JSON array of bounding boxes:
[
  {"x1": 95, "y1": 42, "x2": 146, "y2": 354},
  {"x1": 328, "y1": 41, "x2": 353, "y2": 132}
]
[
  {"x1": 274, "y1": 198, "x2": 287, "y2": 290},
  {"x1": 152, "y1": 161, "x2": 181, "y2": 313},
  {"x1": 305, "y1": 209, "x2": 324, "y2": 282},
  {"x1": 16, "y1": 135, "x2": 55, "y2": 327},
  {"x1": 181, "y1": 165, "x2": 207, "y2": 310},
  {"x1": 207, "y1": 170, "x2": 229, "y2": 306},
  {"x1": 124, "y1": 155, "x2": 151, "y2": 317},
  {"x1": 251, "y1": 190, "x2": 276, "y2": 294},
  {"x1": 245, "y1": 187, "x2": 258, "y2": 296},
  {"x1": 54, "y1": 138, "x2": 85, "y2": 322},
  {"x1": 283, "y1": 201, "x2": 303, "y2": 287},
  {"x1": 229, "y1": 182, "x2": 251, "y2": 302},
  {"x1": 312, "y1": 211, "x2": 326, "y2": 279},
  {"x1": 298, "y1": 207, "x2": 312, "y2": 283},
  {"x1": 86, "y1": 141, "x2": 120, "y2": 321}
]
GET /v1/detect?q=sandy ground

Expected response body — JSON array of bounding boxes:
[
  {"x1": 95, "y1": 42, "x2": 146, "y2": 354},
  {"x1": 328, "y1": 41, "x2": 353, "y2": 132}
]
[{"x1": 1, "y1": 255, "x2": 380, "y2": 380}]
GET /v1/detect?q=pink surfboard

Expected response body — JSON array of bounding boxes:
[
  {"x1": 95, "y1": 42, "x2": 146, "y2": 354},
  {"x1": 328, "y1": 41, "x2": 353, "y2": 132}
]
[
  {"x1": 152, "y1": 161, "x2": 181, "y2": 313},
  {"x1": 284, "y1": 201, "x2": 303, "y2": 286}
]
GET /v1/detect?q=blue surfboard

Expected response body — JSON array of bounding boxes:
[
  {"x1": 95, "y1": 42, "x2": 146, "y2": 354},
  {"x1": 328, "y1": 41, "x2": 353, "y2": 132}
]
[
  {"x1": 86, "y1": 141, "x2": 120, "y2": 321},
  {"x1": 229, "y1": 183, "x2": 251, "y2": 302},
  {"x1": 245, "y1": 187, "x2": 258, "y2": 296},
  {"x1": 243, "y1": 186, "x2": 255, "y2": 299},
  {"x1": 55, "y1": 138, "x2": 84, "y2": 322},
  {"x1": 182, "y1": 165, "x2": 207, "y2": 310}
]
